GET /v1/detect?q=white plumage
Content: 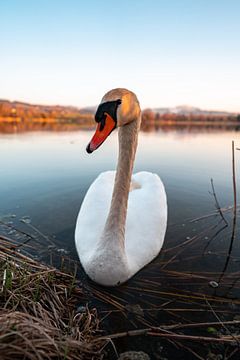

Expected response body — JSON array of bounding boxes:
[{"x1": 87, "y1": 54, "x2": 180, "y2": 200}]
[{"x1": 75, "y1": 89, "x2": 167, "y2": 286}]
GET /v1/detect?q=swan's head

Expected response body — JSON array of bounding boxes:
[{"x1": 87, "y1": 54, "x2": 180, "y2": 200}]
[{"x1": 86, "y1": 88, "x2": 141, "y2": 153}]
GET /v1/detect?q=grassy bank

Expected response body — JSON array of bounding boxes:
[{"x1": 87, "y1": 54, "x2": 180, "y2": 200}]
[
  {"x1": 0, "y1": 235, "x2": 108, "y2": 360},
  {"x1": 1, "y1": 220, "x2": 240, "y2": 360}
]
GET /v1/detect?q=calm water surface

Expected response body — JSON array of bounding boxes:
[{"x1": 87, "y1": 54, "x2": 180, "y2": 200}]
[
  {"x1": 0, "y1": 129, "x2": 238, "y2": 242},
  {"x1": 1, "y1": 129, "x2": 240, "y2": 358}
]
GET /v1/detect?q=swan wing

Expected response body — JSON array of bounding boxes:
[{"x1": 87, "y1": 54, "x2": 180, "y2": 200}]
[
  {"x1": 75, "y1": 171, "x2": 115, "y2": 264},
  {"x1": 75, "y1": 171, "x2": 167, "y2": 275},
  {"x1": 125, "y1": 171, "x2": 167, "y2": 273}
]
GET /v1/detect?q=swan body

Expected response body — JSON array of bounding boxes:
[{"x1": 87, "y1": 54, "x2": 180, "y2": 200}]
[{"x1": 75, "y1": 89, "x2": 167, "y2": 286}]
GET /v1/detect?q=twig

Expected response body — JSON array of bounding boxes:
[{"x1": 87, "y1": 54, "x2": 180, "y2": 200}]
[
  {"x1": 203, "y1": 221, "x2": 228, "y2": 254},
  {"x1": 162, "y1": 320, "x2": 240, "y2": 330},
  {"x1": 96, "y1": 326, "x2": 240, "y2": 344},
  {"x1": 161, "y1": 224, "x2": 217, "y2": 268},
  {"x1": 147, "y1": 331, "x2": 239, "y2": 344},
  {"x1": 210, "y1": 178, "x2": 228, "y2": 225},
  {"x1": 95, "y1": 320, "x2": 240, "y2": 341},
  {"x1": 20, "y1": 221, "x2": 55, "y2": 246},
  {"x1": 189, "y1": 206, "x2": 234, "y2": 223},
  {"x1": 205, "y1": 297, "x2": 240, "y2": 346},
  {"x1": 232, "y1": 140, "x2": 237, "y2": 215},
  {"x1": 218, "y1": 142, "x2": 238, "y2": 283},
  {"x1": 173, "y1": 340, "x2": 205, "y2": 360},
  {"x1": 0, "y1": 220, "x2": 36, "y2": 247},
  {"x1": 226, "y1": 348, "x2": 240, "y2": 360}
]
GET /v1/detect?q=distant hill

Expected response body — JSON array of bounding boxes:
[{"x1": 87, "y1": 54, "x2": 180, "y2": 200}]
[
  {"x1": 153, "y1": 105, "x2": 236, "y2": 117},
  {"x1": 0, "y1": 99, "x2": 97, "y2": 132},
  {"x1": 0, "y1": 99, "x2": 239, "y2": 133},
  {"x1": 0, "y1": 99, "x2": 236, "y2": 118},
  {"x1": 0, "y1": 99, "x2": 96, "y2": 118}
]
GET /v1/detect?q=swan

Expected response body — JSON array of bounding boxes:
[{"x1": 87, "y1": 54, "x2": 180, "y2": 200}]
[{"x1": 75, "y1": 88, "x2": 167, "y2": 286}]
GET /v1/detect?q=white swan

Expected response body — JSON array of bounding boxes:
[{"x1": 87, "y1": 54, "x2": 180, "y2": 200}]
[{"x1": 75, "y1": 88, "x2": 167, "y2": 286}]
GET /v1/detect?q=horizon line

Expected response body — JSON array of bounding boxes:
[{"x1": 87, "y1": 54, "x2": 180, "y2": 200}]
[{"x1": 0, "y1": 97, "x2": 238, "y2": 114}]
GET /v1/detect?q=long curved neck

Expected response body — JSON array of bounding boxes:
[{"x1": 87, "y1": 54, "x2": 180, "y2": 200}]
[{"x1": 102, "y1": 118, "x2": 140, "y2": 248}]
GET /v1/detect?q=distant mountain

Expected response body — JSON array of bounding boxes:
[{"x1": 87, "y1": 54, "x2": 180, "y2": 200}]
[
  {"x1": 0, "y1": 99, "x2": 96, "y2": 118},
  {"x1": 0, "y1": 99, "x2": 237, "y2": 119},
  {"x1": 153, "y1": 105, "x2": 235, "y2": 116}
]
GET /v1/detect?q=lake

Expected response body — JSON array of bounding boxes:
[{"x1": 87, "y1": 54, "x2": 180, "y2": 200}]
[{"x1": 1, "y1": 128, "x2": 240, "y2": 358}]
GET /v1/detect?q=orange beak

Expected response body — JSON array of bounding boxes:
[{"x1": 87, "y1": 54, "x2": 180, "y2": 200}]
[{"x1": 86, "y1": 113, "x2": 116, "y2": 153}]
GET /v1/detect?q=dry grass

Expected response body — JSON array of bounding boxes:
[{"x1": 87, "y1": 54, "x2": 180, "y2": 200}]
[
  {"x1": 1, "y1": 215, "x2": 240, "y2": 359},
  {"x1": 0, "y1": 236, "x2": 108, "y2": 360}
]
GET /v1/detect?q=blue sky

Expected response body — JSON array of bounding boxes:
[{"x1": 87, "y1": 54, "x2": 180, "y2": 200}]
[{"x1": 1, "y1": 0, "x2": 240, "y2": 111}]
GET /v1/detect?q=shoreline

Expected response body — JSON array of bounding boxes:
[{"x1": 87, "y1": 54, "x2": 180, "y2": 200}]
[{"x1": 0, "y1": 119, "x2": 240, "y2": 134}]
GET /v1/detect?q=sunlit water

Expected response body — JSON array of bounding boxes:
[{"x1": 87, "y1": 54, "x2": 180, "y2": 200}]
[{"x1": 1, "y1": 129, "x2": 240, "y2": 358}]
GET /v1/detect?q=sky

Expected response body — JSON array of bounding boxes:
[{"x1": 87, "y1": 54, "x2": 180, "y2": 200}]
[{"x1": 1, "y1": 0, "x2": 240, "y2": 111}]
